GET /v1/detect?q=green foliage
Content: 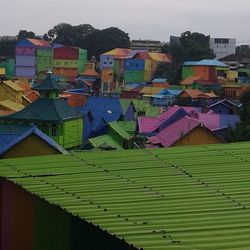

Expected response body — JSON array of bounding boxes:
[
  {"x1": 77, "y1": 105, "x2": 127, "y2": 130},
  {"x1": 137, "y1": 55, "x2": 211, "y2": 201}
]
[
  {"x1": 43, "y1": 23, "x2": 130, "y2": 59},
  {"x1": 236, "y1": 45, "x2": 250, "y2": 60},
  {"x1": 161, "y1": 31, "x2": 214, "y2": 82},
  {"x1": 0, "y1": 39, "x2": 16, "y2": 57},
  {"x1": 228, "y1": 91, "x2": 250, "y2": 142},
  {"x1": 17, "y1": 30, "x2": 36, "y2": 40}
]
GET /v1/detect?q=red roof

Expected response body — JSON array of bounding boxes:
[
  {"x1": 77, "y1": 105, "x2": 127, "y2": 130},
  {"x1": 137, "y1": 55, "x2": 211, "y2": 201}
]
[
  {"x1": 148, "y1": 116, "x2": 201, "y2": 147},
  {"x1": 27, "y1": 38, "x2": 51, "y2": 47}
]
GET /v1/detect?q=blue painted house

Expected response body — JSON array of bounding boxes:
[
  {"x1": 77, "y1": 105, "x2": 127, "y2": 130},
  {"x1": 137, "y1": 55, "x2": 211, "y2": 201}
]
[
  {"x1": 81, "y1": 97, "x2": 123, "y2": 144},
  {"x1": 152, "y1": 89, "x2": 182, "y2": 106},
  {"x1": 209, "y1": 99, "x2": 240, "y2": 114}
]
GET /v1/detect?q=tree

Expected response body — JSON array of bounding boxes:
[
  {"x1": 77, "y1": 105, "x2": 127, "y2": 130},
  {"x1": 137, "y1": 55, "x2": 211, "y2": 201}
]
[
  {"x1": 85, "y1": 27, "x2": 131, "y2": 59},
  {"x1": 161, "y1": 31, "x2": 215, "y2": 82},
  {"x1": 228, "y1": 91, "x2": 250, "y2": 142},
  {"x1": 44, "y1": 23, "x2": 74, "y2": 45},
  {"x1": 17, "y1": 30, "x2": 36, "y2": 41},
  {"x1": 44, "y1": 23, "x2": 131, "y2": 59},
  {"x1": 236, "y1": 45, "x2": 250, "y2": 60},
  {"x1": 0, "y1": 39, "x2": 16, "y2": 57}
]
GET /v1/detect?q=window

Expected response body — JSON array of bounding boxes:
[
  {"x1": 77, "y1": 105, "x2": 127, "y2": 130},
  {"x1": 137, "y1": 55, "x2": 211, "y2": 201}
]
[{"x1": 51, "y1": 125, "x2": 57, "y2": 136}]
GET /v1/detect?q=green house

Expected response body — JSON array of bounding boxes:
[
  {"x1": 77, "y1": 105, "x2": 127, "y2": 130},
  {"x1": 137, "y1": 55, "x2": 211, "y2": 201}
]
[{"x1": 0, "y1": 73, "x2": 83, "y2": 149}]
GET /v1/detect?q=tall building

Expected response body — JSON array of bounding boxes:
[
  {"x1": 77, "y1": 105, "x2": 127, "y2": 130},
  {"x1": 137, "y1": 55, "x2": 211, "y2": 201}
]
[
  {"x1": 210, "y1": 38, "x2": 236, "y2": 59},
  {"x1": 131, "y1": 39, "x2": 164, "y2": 51}
]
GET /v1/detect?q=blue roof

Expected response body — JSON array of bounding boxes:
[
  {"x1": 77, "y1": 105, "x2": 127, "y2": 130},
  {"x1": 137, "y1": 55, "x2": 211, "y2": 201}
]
[
  {"x1": 0, "y1": 125, "x2": 68, "y2": 156},
  {"x1": 81, "y1": 97, "x2": 123, "y2": 124},
  {"x1": 152, "y1": 78, "x2": 167, "y2": 83},
  {"x1": 183, "y1": 59, "x2": 228, "y2": 67},
  {"x1": 153, "y1": 89, "x2": 182, "y2": 97}
]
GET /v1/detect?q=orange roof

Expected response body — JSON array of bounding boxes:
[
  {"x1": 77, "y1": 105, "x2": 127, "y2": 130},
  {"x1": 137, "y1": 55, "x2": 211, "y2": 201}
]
[
  {"x1": 27, "y1": 38, "x2": 51, "y2": 47},
  {"x1": 16, "y1": 81, "x2": 32, "y2": 92},
  {"x1": 25, "y1": 90, "x2": 40, "y2": 102},
  {"x1": 0, "y1": 110, "x2": 14, "y2": 116},
  {"x1": 181, "y1": 76, "x2": 202, "y2": 85},
  {"x1": 198, "y1": 92, "x2": 218, "y2": 98},
  {"x1": 152, "y1": 82, "x2": 169, "y2": 88},
  {"x1": 104, "y1": 48, "x2": 132, "y2": 58},
  {"x1": 148, "y1": 52, "x2": 172, "y2": 63},
  {"x1": 179, "y1": 89, "x2": 204, "y2": 98},
  {"x1": 81, "y1": 69, "x2": 99, "y2": 77}
]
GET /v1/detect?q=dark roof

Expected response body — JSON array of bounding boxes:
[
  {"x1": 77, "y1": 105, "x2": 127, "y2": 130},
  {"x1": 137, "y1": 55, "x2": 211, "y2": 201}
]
[
  {"x1": 218, "y1": 54, "x2": 239, "y2": 62},
  {"x1": 240, "y1": 58, "x2": 250, "y2": 64},
  {"x1": 0, "y1": 98, "x2": 81, "y2": 123},
  {"x1": 32, "y1": 73, "x2": 63, "y2": 92}
]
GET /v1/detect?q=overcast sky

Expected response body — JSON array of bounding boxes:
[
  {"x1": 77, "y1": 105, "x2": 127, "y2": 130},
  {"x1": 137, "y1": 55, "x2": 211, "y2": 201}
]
[{"x1": 1, "y1": 0, "x2": 250, "y2": 44}]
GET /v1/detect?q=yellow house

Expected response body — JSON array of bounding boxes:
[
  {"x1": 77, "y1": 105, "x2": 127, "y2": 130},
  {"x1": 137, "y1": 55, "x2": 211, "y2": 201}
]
[
  {"x1": 0, "y1": 124, "x2": 68, "y2": 159},
  {"x1": 0, "y1": 80, "x2": 24, "y2": 104},
  {"x1": 148, "y1": 116, "x2": 223, "y2": 147}
]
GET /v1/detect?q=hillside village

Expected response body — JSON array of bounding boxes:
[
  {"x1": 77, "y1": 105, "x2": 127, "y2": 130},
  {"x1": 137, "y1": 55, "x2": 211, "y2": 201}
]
[{"x1": 1, "y1": 32, "x2": 250, "y2": 249}]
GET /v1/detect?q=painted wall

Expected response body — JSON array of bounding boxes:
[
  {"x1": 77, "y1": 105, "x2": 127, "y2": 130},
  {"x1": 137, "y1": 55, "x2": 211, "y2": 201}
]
[
  {"x1": 62, "y1": 119, "x2": 83, "y2": 149},
  {"x1": 100, "y1": 55, "x2": 114, "y2": 69},
  {"x1": 182, "y1": 66, "x2": 194, "y2": 80},
  {"x1": 0, "y1": 179, "x2": 136, "y2": 250},
  {"x1": 15, "y1": 66, "x2": 36, "y2": 78},
  {"x1": 174, "y1": 127, "x2": 222, "y2": 147},
  {"x1": 124, "y1": 59, "x2": 145, "y2": 71},
  {"x1": 16, "y1": 46, "x2": 35, "y2": 55},
  {"x1": 193, "y1": 66, "x2": 216, "y2": 82},
  {"x1": 101, "y1": 68, "x2": 114, "y2": 83},
  {"x1": 54, "y1": 46, "x2": 79, "y2": 60},
  {"x1": 16, "y1": 55, "x2": 35, "y2": 67},
  {"x1": 124, "y1": 70, "x2": 145, "y2": 83},
  {"x1": 1, "y1": 134, "x2": 60, "y2": 159}
]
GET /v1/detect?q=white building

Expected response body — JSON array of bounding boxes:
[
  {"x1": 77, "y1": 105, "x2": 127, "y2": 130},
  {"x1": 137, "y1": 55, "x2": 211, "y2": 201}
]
[{"x1": 210, "y1": 38, "x2": 236, "y2": 59}]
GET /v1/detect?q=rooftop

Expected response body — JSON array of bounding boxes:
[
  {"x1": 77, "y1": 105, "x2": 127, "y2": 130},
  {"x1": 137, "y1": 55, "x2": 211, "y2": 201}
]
[{"x1": 1, "y1": 142, "x2": 250, "y2": 249}]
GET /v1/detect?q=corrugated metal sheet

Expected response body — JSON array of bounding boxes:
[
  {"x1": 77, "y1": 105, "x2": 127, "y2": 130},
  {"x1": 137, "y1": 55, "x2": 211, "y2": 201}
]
[{"x1": 2, "y1": 142, "x2": 250, "y2": 249}]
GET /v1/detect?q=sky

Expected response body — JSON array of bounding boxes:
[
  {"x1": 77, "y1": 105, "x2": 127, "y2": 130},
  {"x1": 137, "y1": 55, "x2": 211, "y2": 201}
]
[{"x1": 1, "y1": 0, "x2": 250, "y2": 44}]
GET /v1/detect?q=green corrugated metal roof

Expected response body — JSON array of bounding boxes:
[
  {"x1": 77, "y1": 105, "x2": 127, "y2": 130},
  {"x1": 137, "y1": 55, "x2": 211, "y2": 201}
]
[
  {"x1": 132, "y1": 99, "x2": 160, "y2": 117},
  {"x1": 117, "y1": 121, "x2": 136, "y2": 134},
  {"x1": 108, "y1": 121, "x2": 131, "y2": 140},
  {"x1": 2, "y1": 142, "x2": 250, "y2": 249},
  {"x1": 88, "y1": 134, "x2": 124, "y2": 150}
]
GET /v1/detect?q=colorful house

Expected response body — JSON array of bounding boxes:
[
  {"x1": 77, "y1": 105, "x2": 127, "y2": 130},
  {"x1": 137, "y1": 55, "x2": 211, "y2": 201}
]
[
  {"x1": 0, "y1": 124, "x2": 67, "y2": 158},
  {"x1": 15, "y1": 38, "x2": 87, "y2": 81},
  {"x1": 0, "y1": 58, "x2": 15, "y2": 79},
  {"x1": 138, "y1": 106, "x2": 188, "y2": 136},
  {"x1": 182, "y1": 59, "x2": 228, "y2": 82},
  {"x1": 2, "y1": 143, "x2": 250, "y2": 249},
  {"x1": 15, "y1": 38, "x2": 52, "y2": 79},
  {"x1": 53, "y1": 45, "x2": 87, "y2": 81},
  {"x1": 148, "y1": 116, "x2": 222, "y2": 147},
  {"x1": 209, "y1": 99, "x2": 240, "y2": 114},
  {"x1": 0, "y1": 80, "x2": 24, "y2": 104},
  {"x1": 0, "y1": 73, "x2": 83, "y2": 149},
  {"x1": 119, "y1": 99, "x2": 136, "y2": 121},
  {"x1": 87, "y1": 121, "x2": 134, "y2": 150},
  {"x1": 100, "y1": 49, "x2": 172, "y2": 86},
  {"x1": 152, "y1": 89, "x2": 182, "y2": 106},
  {"x1": 81, "y1": 97, "x2": 123, "y2": 144}
]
